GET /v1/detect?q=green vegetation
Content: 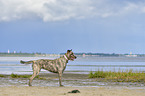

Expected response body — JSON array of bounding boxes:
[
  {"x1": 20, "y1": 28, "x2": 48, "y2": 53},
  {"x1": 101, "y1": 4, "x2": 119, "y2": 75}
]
[
  {"x1": 0, "y1": 74, "x2": 4, "y2": 77},
  {"x1": 0, "y1": 73, "x2": 48, "y2": 80},
  {"x1": 89, "y1": 69, "x2": 145, "y2": 82},
  {"x1": 10, "y1": 73, "x2": 39, "y2": 78}
]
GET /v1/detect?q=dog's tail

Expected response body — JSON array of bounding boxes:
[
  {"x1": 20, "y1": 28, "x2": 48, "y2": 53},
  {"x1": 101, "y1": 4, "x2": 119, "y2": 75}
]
[{"x1": 20, "y1": 60, "x2": 34, "y2": 64}]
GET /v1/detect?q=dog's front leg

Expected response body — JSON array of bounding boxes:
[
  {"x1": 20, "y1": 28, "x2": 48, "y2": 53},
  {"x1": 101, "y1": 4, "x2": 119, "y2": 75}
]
[{"x1": 58, "y1": 71, "x2": 63, "y2": 87}]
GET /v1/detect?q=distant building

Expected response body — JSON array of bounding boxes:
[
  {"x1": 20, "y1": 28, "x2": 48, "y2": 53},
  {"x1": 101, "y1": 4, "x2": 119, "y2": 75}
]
[
  {"x1": 125, "y1": 52, "x2": 137, "y2": 57},
  {"x1": 83, "y1": 54, "x2": 86, "y2": 57},
  {"x1": 14, "y1": 51, "x2": 16, "y2": 53},
  {"x1": 8, "y1": 49, "x2": 10, "y2": 53}
]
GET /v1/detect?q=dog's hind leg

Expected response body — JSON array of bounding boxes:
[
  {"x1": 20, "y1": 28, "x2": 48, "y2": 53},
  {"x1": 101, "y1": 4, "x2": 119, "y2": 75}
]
[{"x1": 29, "y1": 63, "x2": 41, "y2": 86}]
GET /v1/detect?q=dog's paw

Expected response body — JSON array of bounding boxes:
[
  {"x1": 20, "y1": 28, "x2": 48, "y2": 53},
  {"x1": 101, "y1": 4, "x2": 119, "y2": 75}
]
[
  {"x1": 60, "y1": 85, "x2": 64, "y2": 87},
  {"x1": 28, "y1": 84, "x2": 32, "y2": 87}
]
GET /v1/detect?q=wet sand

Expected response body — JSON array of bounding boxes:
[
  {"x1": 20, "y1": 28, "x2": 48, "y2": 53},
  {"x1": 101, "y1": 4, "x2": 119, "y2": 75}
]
[{"x1": 0, "y1": 73, "x2": 145, "y2": 96}]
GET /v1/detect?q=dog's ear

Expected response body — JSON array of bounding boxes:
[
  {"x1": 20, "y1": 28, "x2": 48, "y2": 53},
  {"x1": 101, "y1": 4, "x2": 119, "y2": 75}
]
[{"x1": 67, "y1": 49, "x2": 72, "y2": 53}]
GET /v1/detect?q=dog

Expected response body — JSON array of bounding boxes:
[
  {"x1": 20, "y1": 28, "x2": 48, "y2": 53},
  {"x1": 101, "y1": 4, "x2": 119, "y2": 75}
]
[{"x1": 20, "y1": 50, "x2": 77, "y2": 87}]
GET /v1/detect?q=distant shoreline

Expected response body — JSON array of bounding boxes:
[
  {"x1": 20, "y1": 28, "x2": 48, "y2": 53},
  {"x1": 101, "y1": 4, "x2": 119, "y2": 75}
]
[
  {"x1": 0, "y1": 53, "x2": 60, "y2": 57},
  {"x1": 0, "y1": 52, "x2": 145, "y2": 57}
]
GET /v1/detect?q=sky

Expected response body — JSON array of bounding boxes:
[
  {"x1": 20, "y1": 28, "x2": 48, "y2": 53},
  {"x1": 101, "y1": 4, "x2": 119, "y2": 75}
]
[{"x1": 0, "y1": 0, "x2": 145, "y2": 54}]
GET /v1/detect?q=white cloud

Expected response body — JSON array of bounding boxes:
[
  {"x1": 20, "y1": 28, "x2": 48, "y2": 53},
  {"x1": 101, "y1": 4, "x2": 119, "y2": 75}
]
[
  {"x1": 0, "y1": 0, "x2": 145, "y2": 22},
  {"x1": 0, "y1": 0, "x2": 95, "y2": 22}
]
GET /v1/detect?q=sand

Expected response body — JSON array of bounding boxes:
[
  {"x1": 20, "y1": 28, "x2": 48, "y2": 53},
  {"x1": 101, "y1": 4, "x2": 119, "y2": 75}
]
[
  {"x1": 0, "y1": 73, "x2": 145, "y2": 96},
  {"x1": 0, "y1": 86, "x2": 145, "y2": 96}
]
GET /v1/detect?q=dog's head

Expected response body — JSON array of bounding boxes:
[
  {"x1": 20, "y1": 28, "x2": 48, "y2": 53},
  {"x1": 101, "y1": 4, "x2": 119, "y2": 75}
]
[{"x1": 65, "y1": 49, "x2": 77, "y2": 61}]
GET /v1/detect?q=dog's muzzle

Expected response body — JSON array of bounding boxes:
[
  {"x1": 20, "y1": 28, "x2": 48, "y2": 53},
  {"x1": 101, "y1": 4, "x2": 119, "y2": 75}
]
[{"x1": 70, "y1": 55, "x2": 77, "y2": 61}]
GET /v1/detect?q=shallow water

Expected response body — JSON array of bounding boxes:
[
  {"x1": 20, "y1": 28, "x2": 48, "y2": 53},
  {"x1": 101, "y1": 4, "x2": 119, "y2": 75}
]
[{"x1": 0, "y1": 56, "x2": 145, "y2": 75}]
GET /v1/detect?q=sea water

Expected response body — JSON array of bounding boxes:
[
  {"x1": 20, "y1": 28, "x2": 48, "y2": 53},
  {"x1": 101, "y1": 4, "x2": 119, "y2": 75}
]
[{"x1": 0, "y1": 56, "x2": 145, "y2": 74}]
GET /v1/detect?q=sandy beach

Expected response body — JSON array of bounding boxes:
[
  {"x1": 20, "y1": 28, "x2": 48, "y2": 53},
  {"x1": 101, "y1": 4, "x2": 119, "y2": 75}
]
[
  {"x1": 1, "y1": 86, "x2": 145, "y2": 96},
  {"x1": 0, "y1": 73, "x2": 145, "y2": 96}
]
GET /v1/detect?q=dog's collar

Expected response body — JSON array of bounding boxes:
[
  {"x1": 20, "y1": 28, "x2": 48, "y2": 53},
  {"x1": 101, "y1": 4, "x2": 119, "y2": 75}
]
[{"x1": 64, "y1": 55, "x2": 68, "y2": 60}]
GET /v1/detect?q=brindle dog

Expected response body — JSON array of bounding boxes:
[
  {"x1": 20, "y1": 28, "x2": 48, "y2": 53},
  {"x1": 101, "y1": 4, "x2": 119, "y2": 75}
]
[{"x1": 20, "y1": 50, "x2": 77, "y2": 87}]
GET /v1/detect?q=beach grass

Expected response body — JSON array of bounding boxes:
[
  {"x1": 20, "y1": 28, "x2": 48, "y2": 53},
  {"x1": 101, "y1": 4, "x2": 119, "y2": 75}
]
[
  {"x1": 89, "y1": 69, "x2": 145, "y2": 82},
  {"x1": 10, "y1": 73, "x2": 39, "y2": 78},
  {"x1": 10, "y1": 73, "x2": 48, "y2": 80},
  {"x1": 0, "y1": 74, "x2": 4, "y2": 77}
]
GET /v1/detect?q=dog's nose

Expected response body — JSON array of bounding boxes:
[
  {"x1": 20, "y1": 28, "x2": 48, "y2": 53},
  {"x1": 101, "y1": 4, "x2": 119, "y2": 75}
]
[{"x1": 75, "y1": 56, "x2": 77, "y2": 59}]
